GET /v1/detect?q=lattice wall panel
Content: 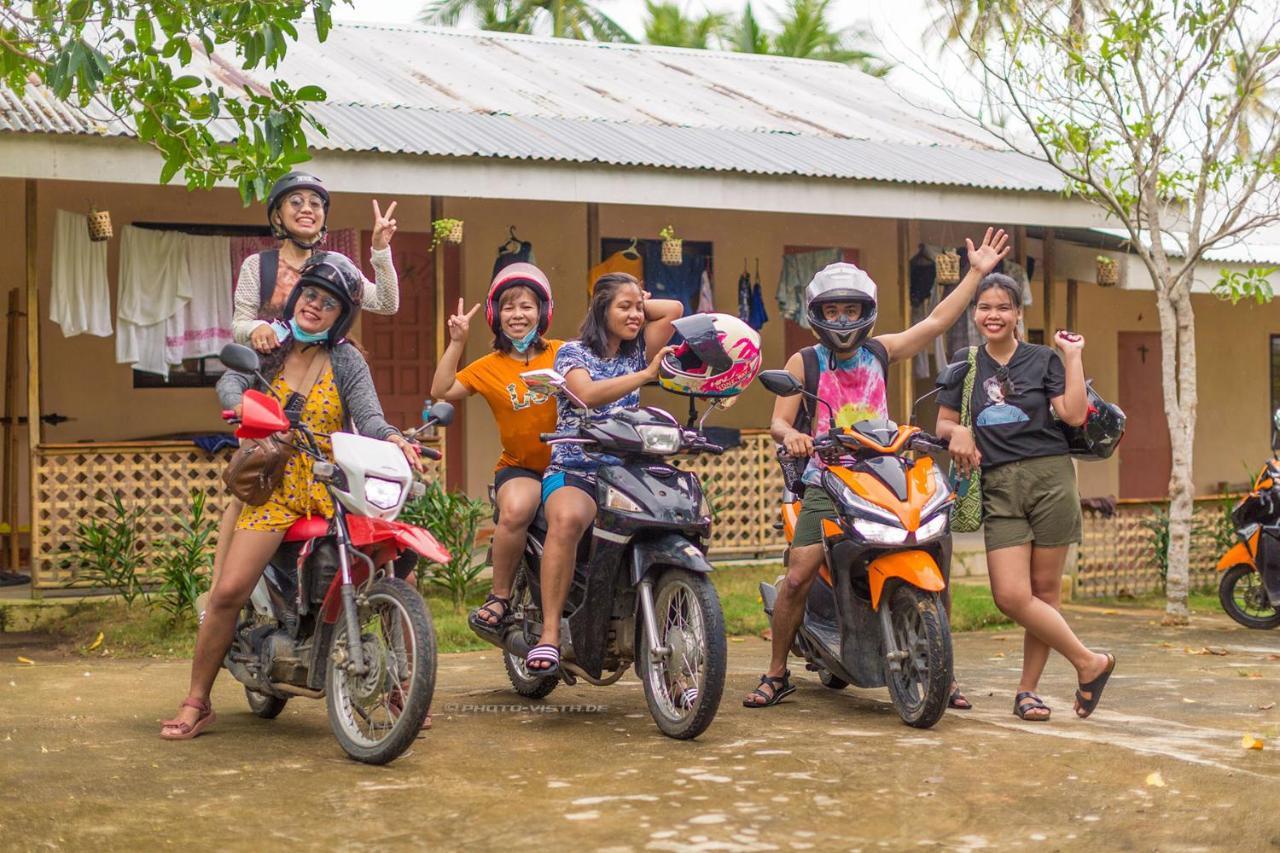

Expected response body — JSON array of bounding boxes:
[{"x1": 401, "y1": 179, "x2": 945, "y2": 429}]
[
  {"x1": 680, "y1": 431, "x2": 787, "y2": 558},
  {"x1": 32, "y1": 440, "x2": 443, "y2": 589}
]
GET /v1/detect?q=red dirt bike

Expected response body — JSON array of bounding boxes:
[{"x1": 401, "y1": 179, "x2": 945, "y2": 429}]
[{"x1": 218, "y1": 343, "x2": 452, "y2": 764}]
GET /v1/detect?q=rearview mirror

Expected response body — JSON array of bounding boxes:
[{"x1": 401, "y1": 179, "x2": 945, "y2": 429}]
[
  {"x1": 426, "y1": 401, "x2": 455, "y2": 427},
  {"x1": 757, "y1": 370, "x2": 803, "y2": 397},
  {"x1": 220, "y1": 343, "x2": 261, "y2": 374},
  {"x1": 521, "y1": 369, "x2": 566, "y2": 398},
  {"x1": 935, "y1": 360, "x2": 965, "y2": 389}
]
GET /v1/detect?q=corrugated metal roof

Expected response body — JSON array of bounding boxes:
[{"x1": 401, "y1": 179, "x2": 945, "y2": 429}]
[
  {"x1": 0, "y1": 22, "x2": 1065, "y2": 193},
  {"x1": 1088, "y1": 227, "x2": 1280, "y2": 267}
]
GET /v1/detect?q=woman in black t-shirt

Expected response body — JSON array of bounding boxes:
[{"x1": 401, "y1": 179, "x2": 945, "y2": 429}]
[{"x1": 937, "y1": 274, "x2": 1116, "y2": 721}]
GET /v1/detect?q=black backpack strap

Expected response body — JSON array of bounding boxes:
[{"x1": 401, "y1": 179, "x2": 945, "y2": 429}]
[
  {"x1": 794, "y1": 345, "x2": 820, "y2": 434},
  {"x1": 258, "y1": 249, "x2": 279, "y2": 307},
  {"x1": 864, "y1": 338, "x2": 890, "y2": 377}
]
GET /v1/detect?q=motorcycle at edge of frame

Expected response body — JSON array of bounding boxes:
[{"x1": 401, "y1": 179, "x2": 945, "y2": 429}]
[{"x1": 1217, "y1": 407, "x2": 1280, "y2": 630}]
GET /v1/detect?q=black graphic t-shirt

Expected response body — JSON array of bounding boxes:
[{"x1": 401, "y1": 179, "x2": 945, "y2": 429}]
[{"x1": 938, "y1": 343, "x2": 1068, "y2": 469}]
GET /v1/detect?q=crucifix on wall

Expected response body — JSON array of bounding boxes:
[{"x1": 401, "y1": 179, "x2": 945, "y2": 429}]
[{"x1": 1137, "y1": 343, "x2": 1150, "y2": 364}]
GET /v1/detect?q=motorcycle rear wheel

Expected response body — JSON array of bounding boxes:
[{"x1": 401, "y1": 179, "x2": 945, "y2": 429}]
[
  {"x1": 503, "y1": 563, "x2": 559, "y2": 699},
  {"x1": 245, "y1": 688, "x2": 288, "y2": 719},
  {"x1": 326, "y1": 578, "x2": 436, "y2": 765},
  {"x1": 639, "y1": 568, "x2": 726, "y2": 740},
  {"x1": 1219, "y1": 564, "x2": 1280, "y2": 629},
  {"x1": 883, "y1": 584, "x2": 952, "y2": 729}
]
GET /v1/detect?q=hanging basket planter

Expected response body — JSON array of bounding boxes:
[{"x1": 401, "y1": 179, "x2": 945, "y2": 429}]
[
  {"x1": 86, "y1": 206, "x2": 113, "y2": 242},
  {"x1": 935, "y1": 249, "x2": 961, "y2": 285},
  {"x1": 430, "y1": 218, "x2": 464, "y2": 250},
  {"x1": 1096, "y1": 256, "x2": 1119, "y2": 287},
  {"x1": 659, "y1": 225, "x2": 683, "y2": 266}
]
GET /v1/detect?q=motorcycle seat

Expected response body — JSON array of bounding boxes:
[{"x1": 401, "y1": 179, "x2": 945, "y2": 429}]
[{"x1": 283, "y1": 515, "x2": 330, "y2": 543}]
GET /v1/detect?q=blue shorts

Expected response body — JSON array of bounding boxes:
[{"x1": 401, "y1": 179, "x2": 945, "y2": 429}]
[{"x1": 541, "y1": 469, "x2": 597, "y2": 503}]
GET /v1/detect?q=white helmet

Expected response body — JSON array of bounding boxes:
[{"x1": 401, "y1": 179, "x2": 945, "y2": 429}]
[
  {"x1": 659, "y1": 313, "x2": 763, "y2": 398},
  {"x1": 805, "y1": 262, "x2": 878, "y2": 352}
]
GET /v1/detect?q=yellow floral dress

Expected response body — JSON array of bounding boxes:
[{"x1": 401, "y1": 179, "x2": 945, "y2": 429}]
[{"x1": 237, "y1": 366, "x2": 344, "y2": 532}]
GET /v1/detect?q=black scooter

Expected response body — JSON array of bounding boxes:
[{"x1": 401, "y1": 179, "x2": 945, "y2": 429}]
[{"x1": 470, "y1": 369, "x2": 727, "y2": 740}]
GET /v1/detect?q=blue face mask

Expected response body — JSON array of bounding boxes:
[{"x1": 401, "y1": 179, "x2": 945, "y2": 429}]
[
  {"x1": 290, "y1": 318, "x2": 330, "y2": 344},
  {"x1": 505, "y1": 327, "x2": 539, "y2": 353}
]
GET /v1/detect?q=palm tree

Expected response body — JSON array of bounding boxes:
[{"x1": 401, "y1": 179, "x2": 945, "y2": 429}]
[
  {"x1": 1231, "y1": 41, "x2": 1280, "y2": 157},
  {"x1": 420, "y1": 0, "x2": 634, "y2": 42},
  {"x1": 729, "y1": 2, "x2": 771, "y2": 54},
  {"x1": 771, "y1": 0, "x2": 888, "y2": 74},
  {"x1": 643, "y1": 1, "x2": 731, "y2": 49}
]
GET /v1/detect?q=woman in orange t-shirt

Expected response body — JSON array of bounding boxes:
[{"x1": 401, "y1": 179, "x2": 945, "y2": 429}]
[{"x1": 430, "y1": 263, "x2": 562, "y2": 634}]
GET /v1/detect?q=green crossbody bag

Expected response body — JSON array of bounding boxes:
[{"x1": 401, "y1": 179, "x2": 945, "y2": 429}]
[{"x1": 950, "y1": 346, "x2": 983, "y2": 533}]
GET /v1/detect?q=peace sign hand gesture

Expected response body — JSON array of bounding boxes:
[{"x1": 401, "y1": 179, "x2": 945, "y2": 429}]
[
  {"x1": 371, "y1": 200, "x2": 398, "y2": 251},
  {"x1": 447, "y1": 298, "x2": 481, "y2": 344}
]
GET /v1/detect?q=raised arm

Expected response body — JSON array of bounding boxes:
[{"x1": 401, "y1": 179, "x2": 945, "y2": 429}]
[
  {"x1": 642, "y1": 297, "x2": 684, "y2": 362},
  {"x1": 362, "y1": 200, "x2": 400, "y2": 315},
  {"x1": 430, "y1": 299, "x2": 480, "y2": 401},
  {"x1": 1049, "y1": 332, "x2": 1089, "y2": 426},
  {"x1": 877, "y1": 228, "x2": 1010, "y2": 363}
]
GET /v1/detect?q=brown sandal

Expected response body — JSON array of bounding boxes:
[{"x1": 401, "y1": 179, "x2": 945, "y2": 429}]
[{"x1": 159, "y1": 697, "x2": 216, "y2": 740}]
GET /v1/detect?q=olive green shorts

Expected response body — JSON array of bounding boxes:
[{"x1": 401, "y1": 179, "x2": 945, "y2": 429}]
[
  {"x1": 981, "y1": 454, "x2": 1082, "y2": 552},
  {"x1": 793, "y1": 487, "x2": 837, "y2": 548}
]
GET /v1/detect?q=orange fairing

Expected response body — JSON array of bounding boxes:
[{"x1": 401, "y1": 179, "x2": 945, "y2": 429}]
[
  {"x1": 1218, "y1": 529, "x2": 1259, "y2": 571},
  {"x1": 782, "y1": 500, "x2": 801, "y2": 541},
  {"x1": 867, "y1": 550, "x2": 945, "y2": 610},
  {"x1": 842, "y1": 424, "x2": 917, "y2": 455},
  {"x1": 829, "y1": 456, "x2": 939, "y2": 531}
]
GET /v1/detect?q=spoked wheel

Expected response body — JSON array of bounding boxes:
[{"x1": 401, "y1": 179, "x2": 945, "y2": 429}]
[
  {"x1": 503, "y1": 563, "x2": 559, "y2": 699},
  {"x1": 245, "y1": 688, "x2": 288, "y2": 719},
  {"x1": 326, "y1": 578, "x2": 436, "y2": 765},
  {"x1": 1219, "y1": 564, "x2": 1280, "y2": 629},
  {"x1": 638, "y1": 568, "x2": 726, "y2": 740},
  {"x1": 883, "y1": 584, "x2": 952, "y2": 729}
]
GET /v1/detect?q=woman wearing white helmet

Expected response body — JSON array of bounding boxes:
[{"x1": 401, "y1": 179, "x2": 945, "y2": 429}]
[
  {"x1": 430, "y1": 264, "x2": 563, "y2": 635},
  {"x1": 745, "y1": 228, "x2": 1011, "y2": 711}
]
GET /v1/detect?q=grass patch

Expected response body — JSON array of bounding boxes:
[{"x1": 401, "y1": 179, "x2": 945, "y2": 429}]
[
  {"x1": 949, "y1": 584, "x2": 1015, "y2": 632},
  {"x1": 1077, "y1": 588, "x2": 1220, "y2": 615}
]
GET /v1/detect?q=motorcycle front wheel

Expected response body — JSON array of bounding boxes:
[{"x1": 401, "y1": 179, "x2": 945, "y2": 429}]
[
  {"x1": 1219, "y1": 564, "x2": 1280, "y2": 629},
  {"x1": 326, "y1": 578, "x2": 436, "y2": 765},
  {"x1": 883, "y1": 584, "x2": 952, "y2": 729},
  {"x1": 638, "y1": 568, "x2": 726, "y2": 740}
]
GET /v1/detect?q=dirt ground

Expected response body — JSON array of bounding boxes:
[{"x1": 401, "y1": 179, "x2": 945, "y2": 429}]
[{"x1": 2, "y1": 606, "x2": 1279, "y2": 851}]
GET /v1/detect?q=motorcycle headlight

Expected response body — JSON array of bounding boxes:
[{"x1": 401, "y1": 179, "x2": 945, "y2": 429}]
[
  {"x1": 364, "y1": 477, "x2": 404, "y2": 510},
  {"x1": 915, "y1": 512, "x2": 949, "y2": 542},
  {"x1": 823, "y1": 472, "x2": 900, "y2": 525},
  {"x1": 604, "y1": 485, "x2": 643, "y2": 513},
  {"x1": 853, "y1": 518, "x2": 909, "y2": 544},
  {"x1": 637, "y1": 424, "x2": 681, "y2": 455}
]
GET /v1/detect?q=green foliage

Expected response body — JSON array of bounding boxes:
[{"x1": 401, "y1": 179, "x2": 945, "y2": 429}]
[
  {"x1": 1139, "y1": 500, "x2": 1238, "y2": 589},
  {"x1": 1214, "y1": 267, "x2": 1276, "y2": 305},
  {"x1": 154, "y1": 490, "x2": 216, "y2": 621},
  {"x1": 72, "y1": 490, "x2": 148, "y2": 606},
  {"x1": 400, "y1": 479, "x2": 489, "y2": 612},
  {"x1": 420, "y1": 0, "x2": 635, "y2": 42},
  {"x1": 430, "y1": 217, "x2": 464, "y2": 249},
  {"x1": 643, "y1": 1, "x2": 730, "y2": 49},
  {"x1": 0, "y1": 1, "x2": 348, "y2": 200}
]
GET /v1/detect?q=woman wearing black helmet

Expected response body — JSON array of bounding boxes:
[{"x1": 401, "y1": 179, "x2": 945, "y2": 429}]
[{"x1": 162, "y1": 253, "x2": 422, "y2": 740}]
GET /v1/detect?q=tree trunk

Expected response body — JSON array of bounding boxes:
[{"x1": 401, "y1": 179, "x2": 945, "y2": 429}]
[{"x1": 1158, "y1": 284, "x2": 1197, "y2": 625}]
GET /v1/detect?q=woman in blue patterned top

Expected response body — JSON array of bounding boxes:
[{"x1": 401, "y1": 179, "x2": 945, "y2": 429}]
[{"x1": 525, "y1": 273, "x2": 682, "y2": 675}]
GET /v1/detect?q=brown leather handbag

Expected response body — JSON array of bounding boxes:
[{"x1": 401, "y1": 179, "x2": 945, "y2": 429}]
[{"x1": 222, "y1": 353, "x2": 328, "y2": 506}]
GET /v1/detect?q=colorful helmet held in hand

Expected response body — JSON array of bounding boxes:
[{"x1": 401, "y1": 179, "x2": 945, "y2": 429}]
[{"x1": 659, "y1": 313, "x2": 763, "y2": 398}]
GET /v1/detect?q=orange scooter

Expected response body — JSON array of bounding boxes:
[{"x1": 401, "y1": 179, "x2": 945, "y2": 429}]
[
  {"x1": 757, "y1": 369, "x2": 956, "y2": 728},
  {"x1": 1217, "y1": 410, "x2": 1280, "y2": 629}
]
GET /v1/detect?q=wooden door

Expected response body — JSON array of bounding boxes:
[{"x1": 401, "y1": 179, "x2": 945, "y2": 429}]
[
  {"x1": 1118, "y1": 331, "x2": 1171, "y2": 498},
  {"x1": 782, "y1": 247, "x2": 860, "y2": 359},
  {"x1": 362, "y1": 231, "x2": 435, "y2": 430}
]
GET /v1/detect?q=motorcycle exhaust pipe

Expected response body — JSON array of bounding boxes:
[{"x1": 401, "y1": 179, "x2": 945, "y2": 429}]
[
  {"x1": 272, "y1": 683, "x2": 324, "y2": 699},
  {"x1": 560, "y1": 661, "x2": 628, "y2": 687}
]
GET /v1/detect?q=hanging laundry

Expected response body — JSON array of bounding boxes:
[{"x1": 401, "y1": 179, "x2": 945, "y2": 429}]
[
  {"x1": 166, "y1": 234, "x2": 233, "y2": 364},
  {"x1": 493, "y1": 229, "x2": 535, "y2": 277},
  {"x1": 696, "y1": 269, "x2": 715, "y2": 314},
  {"x1": 908, "y1": 244, "x2": 936, "y2": 306},
  {"x1": 777, "y1": 248, "x2": 841, "y2": 325},
  {"x1": 117, "y1": 226, "x2": 192, "y2": 377},
  {"x1": 588, "y1": 249, "x2": 644, "y2": 296},
  {"x1": 642, "y1": 241, "x2": 705, "y2": 316},
  {"x1": 50, "y1": 210, "x2": 112, "y2": 337},
  {"x1": 748, "y1": 280, "x2": 769, "y2": 331},
  {"x1": 736, "y1": 269, "x2": 751, "y2": 323}
]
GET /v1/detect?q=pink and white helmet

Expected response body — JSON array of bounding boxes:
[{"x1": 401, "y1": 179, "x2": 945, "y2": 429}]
[
  {"x1": 659, "y1": 313, "x2": 763, "y2": 398},
  {"x1": 485, "y1": 262, "x2": 554, "y2": 335}
]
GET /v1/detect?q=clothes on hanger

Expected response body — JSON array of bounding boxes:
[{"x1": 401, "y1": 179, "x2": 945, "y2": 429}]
[
  {"x1": 588, "y1": 249, "x2": 644, "y2": 296},
  {"x1": 642, "y1": 241, "x2": 705, "y2": 315},
  {"x1": 166, "y1": 234, "x2": 233, "y2": 364},
  {"x1": 696, "y1": 268, "x2": 715, "y2": 313},
  {"x1": 777, "y1": 248, "x2": 841, "y2": 325},
  {"x1": 909, "y1": 244, "x2": 936, "y2": 306},
  {"x1": 747, "y1": 280, "x2": 769, "y2": 331},
  {"x1": 736, "y1": 267, "x2": 751, "y2": 323},
  {"x1": 116, "y1": 226, "x2": 191, "y2": 377},
  {"x1": 493, "y1": 229, "x2": 535, "y2": 277},
  {"x1": 50, "y1": 210, "x2": 112, "y2": 337}
]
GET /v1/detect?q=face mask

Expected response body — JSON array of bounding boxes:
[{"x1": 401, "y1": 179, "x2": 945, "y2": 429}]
[
  {"x1": 290, "y1": 318, "x2": 330, "y2": 344},
  {"x1": 505, "y1": 327, "x2": 539, "y2": 353}
]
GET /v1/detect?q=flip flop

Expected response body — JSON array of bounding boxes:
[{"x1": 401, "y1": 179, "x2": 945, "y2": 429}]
[
  {"x1": 1013, "y1": 691, "x2": 1051, "y2": 721},
  {"x1": 1074, "y1": 653, "x2": 1116, "y2": 719},
  {"x1": 743, "y1": 671, "x2": 795, "y2": 708},
  {"x1": 525, "y1": 643, "x2": 560, "y2": 677}
]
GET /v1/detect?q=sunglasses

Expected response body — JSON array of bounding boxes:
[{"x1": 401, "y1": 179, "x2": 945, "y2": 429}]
[{"x1": 300, "y1": 287, "x2": 340, "y2": 312}]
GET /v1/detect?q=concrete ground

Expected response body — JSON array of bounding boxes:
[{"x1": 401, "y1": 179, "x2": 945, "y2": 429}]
[{"x1": 2, "y1": 606, "x2": 1278, "y2": 851}]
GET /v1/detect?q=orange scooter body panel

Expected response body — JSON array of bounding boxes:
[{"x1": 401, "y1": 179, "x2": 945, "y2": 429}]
[
  {"x1": 781, "y1": 500, "x2": 801, "y2": 541},
  {"x1": 1218, "y1": 529, "x2": 1259, "y2": 571},
  {"x1": 867, "y1": 549, "x2": 945, "y2": 610},
  {"x1": 828, "y1": 455, "x2": 939, "y2": 531}
]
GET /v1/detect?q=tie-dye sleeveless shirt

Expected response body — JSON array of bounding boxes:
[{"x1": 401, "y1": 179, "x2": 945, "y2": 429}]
[{"x1": 801, "y1": 342, "x2": 889, "y2": 485}]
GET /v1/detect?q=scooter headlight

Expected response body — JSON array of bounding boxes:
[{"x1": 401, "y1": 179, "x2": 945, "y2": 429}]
[
  {"x1": 915, "y1": 512, "x2": 949, "y2": 542},
  {"x1": 853, "y1": 518, "x2": 909, "y2": 544},
  {"x1": 823, "y1": 472, "x2": 900, "y2": 525},
  {"x1": 637, "y1": 424, "x2": 681, "y2": 455},
  {"x1": 603, "y1": 485, "x2": 643, "y2": 513},
  {"x1": 364, "y1": 477, "x2": 404, "y2": 510}
]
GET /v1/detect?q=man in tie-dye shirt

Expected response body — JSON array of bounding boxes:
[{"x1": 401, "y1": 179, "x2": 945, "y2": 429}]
[{"x1": 744, "y1": 229, "x2": 1012, "y2": 710}]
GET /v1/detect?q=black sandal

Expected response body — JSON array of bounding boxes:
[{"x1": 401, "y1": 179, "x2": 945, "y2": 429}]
[
  {"x1": 1074, "y1": 653, "x2": 1116, "y2": 719},
  {"x1": 743, "y1": 671, "x2": 796, "y2": 708},
  {"x1": 1013, "y1": 691, "x2": 1051, "y2": 721},
  {"x1": 949, "y1": 683, "x2": 972, "y2": 710},
  {"x1": 468, "y1": 594, "x2": 511, "y2": 635}
]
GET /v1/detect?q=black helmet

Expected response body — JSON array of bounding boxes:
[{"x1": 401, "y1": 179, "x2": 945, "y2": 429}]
[
  {"x1": 266, "y1": 172, "x2": 330, "y2": 247},
  {"x1": 804, "y1": 263, "x2": 878, "y2": 354},
  {"x1": 1059, "y1": 383, "x2": 1126, "y2": 460},
  {"x1": 283, "y1": 252, "x2": 364, "y2": 345}
]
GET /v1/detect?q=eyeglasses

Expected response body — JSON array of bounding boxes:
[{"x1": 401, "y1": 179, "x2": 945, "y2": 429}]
[
  {"x1": 286, "y1": 193, "x2": 325, "y2": 211},
  {"x1": 300, "y1": 287, "x2": 340, "y2": 312}
]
